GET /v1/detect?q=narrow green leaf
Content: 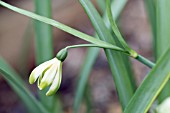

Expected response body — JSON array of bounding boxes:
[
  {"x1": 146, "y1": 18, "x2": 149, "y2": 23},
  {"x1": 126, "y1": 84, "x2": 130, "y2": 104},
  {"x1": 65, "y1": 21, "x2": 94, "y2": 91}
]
[
  {"x1": 18, "y1": 22, "x2": 34, "y2": 76},
  {"x1": 104, "y1": 0, "x2": 128, "y2": 28},
  {"x1": 106, "y1": 0, "x2": 130, "y2": 51},
  {"x1": 144, "y1": 0, "x2": 156, "y2": 57},
  {"x1": 84, "y1": 84, "x2": 92, "y2": 113},
  {"x1": 74, "y1": 0, "x2": 128, "y2": 112},
  {"x1": 79, "y1": 0, "x2": 135, "y2": 109},
  {"x1": 156, "y1": 0, "x2": 170, "y2": 103},
  {"x1": 33, "y1": 0, "x2": 55, "y2": 110},
  {"x1": 74, "y1": 47, "x2": 99, "y2": 113},
  {"x1": 156, "y1": 0, "x2": 170, "y2": 58},
  {"x1": 104, "y1": 0, "x2": 136, "y2": 90},
  {"x1": 105, "y1": 0, "x2": 136, "y2": 89},
  {"x1": 0, "y1": 57, "x2": 49, "y2": 113},
  {"x1": 143, "y1": 0, "x2": 170, "y2": 103},
  {"x1": 96, "y1": 0, "x2": 106, "y2": 14},
  {"x1": 124, "y1": 48, "x2": 170, "y2": 113},
  {"x1": 51, "y1": 95, "x2": 63, "y2": 113},
  {"x1": 34, "y1": 0, "x2": 53, "y2": 64},
  {"x1": 0, "y1": 1, "x2": 122, "y2": 52}
]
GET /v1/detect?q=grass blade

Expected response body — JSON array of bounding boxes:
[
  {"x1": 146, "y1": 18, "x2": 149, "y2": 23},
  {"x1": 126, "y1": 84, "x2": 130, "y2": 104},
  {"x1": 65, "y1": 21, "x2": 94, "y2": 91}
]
[
  {"x1": 79, "y1": 0, "x2": 135, "y2": 109},
  {"x1": 0, "y1": 57, "x2": 49, "y2": 113},
  {"x1": 33, "y1": 0, "x2": 55, "y2": 110},
  {"x1": 156, "y1": 0, "x2": 170, "y2": 58},
  {"x1": 96, "y1": 0, "x2": 106, "y2": 14},
  {"x1": 0, "y1": 1, "x2": 122, "y2": 50},
  {"x1": 156, "y1": 0, "x2": 170, "y2": 103},
  {"x1": 124, "y1": 48, "x2": 170, "y2": 113},
  {"x1": 74, "y1": 0, "x2": 128, "y2": 112},
  {"x1": 18, "y1": 22, "x2": 34, "y2": 76},
  {"x1": 34, "y1": 0, "x2": 53, "y2": 64},
  {"x1": 74, "y1": 47, "x2": 99, "y2": 113},
  {"x1": 106, "y1": 0, "x2": 130, "y2": 51},
  {"x1": 84, "y1": 83, "x2": 93, "y2": 113},
  {"x1": 144, "y1": 0, "x2": 156, "y2": 56}
]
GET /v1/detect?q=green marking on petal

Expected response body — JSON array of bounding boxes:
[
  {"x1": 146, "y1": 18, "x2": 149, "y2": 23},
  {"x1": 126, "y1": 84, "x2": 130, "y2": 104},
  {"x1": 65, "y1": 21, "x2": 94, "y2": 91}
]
[
  {"x1": 29, "y1": 71, "x2": 36, "y2": 84},
  {"x1": 41, "y1": 63, "x2": 58, "y2": 86},
  {"x1": 29, "y1": 59, "x2": 54, "y2": 85},
  {"x1": 39, "y1": 81, "x2": 48, "y2": 90},
  {"x1": 37, "y1": 74, "x2": 44, "y2": 90},
  {"x1": 46, "y1": 63, "x2": 62, "y2": 96}
]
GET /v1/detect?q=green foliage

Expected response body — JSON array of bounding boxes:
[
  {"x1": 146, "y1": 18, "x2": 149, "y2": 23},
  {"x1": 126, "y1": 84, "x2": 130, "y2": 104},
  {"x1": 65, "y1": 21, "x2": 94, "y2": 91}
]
[
  {"x1": 34, "y1": 0, "x2": 55, "y2": 111},
  {"x1": 156, "y1": 0, "x2": 170, "y2": 103},
  {"x1": 145, "y1": 0, "x2": 170, "y2": 103},
  {"x1": 0, "y1": 0, "x2": 170, "y2": 113},
  {"x1": 124, "y1": 48, "x2": 170, "y2": 113},
  {"x1": 79, "y1": 0, "x2": 135, "y2": 109},
  {"x1": 106, "y1": 0, "x2": 130, "y2": 51},
  {"x1": 74, "y1": 1, "x2": 129, "y2": 110},
  {"x1": 34, "y1": 0, "x2": 53, "y2": 64},
  {"x1": 0, "y1": 57, "x2": 49, "y2": 113}
]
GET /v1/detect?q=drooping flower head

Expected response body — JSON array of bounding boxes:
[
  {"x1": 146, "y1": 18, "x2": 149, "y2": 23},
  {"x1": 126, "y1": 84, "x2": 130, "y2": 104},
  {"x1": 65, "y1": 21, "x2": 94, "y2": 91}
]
[
  {"x1": 29, "y1": 58, "x2": 62, "y2": 96},
  {"x1": 29, "y1": 48, "x2": 68, "y2": 96}
]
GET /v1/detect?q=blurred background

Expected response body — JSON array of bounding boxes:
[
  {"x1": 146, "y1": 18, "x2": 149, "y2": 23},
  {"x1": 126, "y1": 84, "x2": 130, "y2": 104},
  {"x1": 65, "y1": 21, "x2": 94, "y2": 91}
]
[{"x1": 0, "y1": 0, "x2": 153, "y2": 113}]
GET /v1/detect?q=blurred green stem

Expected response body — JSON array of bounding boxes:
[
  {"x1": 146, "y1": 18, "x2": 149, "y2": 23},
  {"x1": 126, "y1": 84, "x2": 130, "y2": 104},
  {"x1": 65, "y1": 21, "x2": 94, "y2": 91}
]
[
  {"x1": 34, "y1": 0, "x2": 54, "y2": 111},
  {"x1": 34, "y1": 0, "x2": 53, "y2": 64}
]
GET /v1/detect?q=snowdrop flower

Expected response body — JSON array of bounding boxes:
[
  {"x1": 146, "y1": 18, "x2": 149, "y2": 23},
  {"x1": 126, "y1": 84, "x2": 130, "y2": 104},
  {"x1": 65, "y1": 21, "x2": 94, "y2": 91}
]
[
  {"x1": 29, "y1": 48, "x2": 67, "y2": 96},
  {"x1": 156, "y1": 97, "x2": 170, "y2": 113},
  {"x1": 29, "y1": 58, "x2": 62, "y2": 96}
]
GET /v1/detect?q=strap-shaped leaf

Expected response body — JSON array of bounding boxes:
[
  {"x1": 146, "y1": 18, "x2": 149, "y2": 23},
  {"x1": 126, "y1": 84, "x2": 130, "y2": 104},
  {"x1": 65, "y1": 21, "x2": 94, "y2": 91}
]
[
  {"x1": 156, "y1": 0, "x2": 170, "y2": 102},
  {"x1": 79, "y1": 0, "x2": 135, "y2": 109},
  {"x1": 0, "y1": 57, "x2": 49, "y2": 113},
  {"x1": 33, "y1": 0, "x2": 55, "y2": 111},
  {"x1": 124, "y1": 48, "x2": 170, "y2": 113},
  {"x1": 74, "y1": 0, "x2": 128, "y2": 112},
  {"x1": 0, "y1": 1, "x2": 122, "y2": 52}
]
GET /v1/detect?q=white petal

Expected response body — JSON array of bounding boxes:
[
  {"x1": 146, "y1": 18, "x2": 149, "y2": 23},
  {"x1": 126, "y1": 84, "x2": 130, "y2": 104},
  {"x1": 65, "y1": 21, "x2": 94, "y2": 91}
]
[
  {"x1": 39, "y1": 63, "x2": 58, "y2": 89},
  {"x1": 156, "y1": 97, "x2": 170, "y2": 113},
  {"x1": 46, "y1": 61, "x2": 62, "y2": 96},
  {"x1": 29, "y1": 58, "x2": 56, "y2": 84}
]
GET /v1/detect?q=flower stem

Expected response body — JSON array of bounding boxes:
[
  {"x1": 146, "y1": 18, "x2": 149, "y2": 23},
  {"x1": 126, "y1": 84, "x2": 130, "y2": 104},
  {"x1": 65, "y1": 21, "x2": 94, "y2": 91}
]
[
  {"x1": 135, "y1": 55, "x2": 155, "y2": 68},
  {"x1": 65, "y1": 44, "x2": 127, "y2": 53},
  {"x1": 65, "y1": 44, "x2": 155, "y2": 68}
]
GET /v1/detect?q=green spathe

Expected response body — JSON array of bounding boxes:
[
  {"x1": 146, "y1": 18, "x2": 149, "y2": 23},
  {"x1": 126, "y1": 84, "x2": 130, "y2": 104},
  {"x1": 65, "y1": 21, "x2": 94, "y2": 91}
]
[{"x1": 56, "y1": 48, "x2": 68, "y2": 62}]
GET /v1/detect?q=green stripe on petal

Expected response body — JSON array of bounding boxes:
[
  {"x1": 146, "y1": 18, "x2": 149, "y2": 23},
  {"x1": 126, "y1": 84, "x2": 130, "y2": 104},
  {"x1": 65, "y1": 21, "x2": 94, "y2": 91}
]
[
  {"x1": 39, "y1": 63, "x2": 58, "y2": 89},
  {"x1": 46, "y1": 62, "x2": 62, "y2": 96},
  {"x1": 37, "y1": 74, "x2": 44, "y2": 90},
  {"x1": 37, "y1": 66, "x2": 52, "y2": 90},
  {"x1": 29, "y1": 58, "x2": 55, "y2": 84}
]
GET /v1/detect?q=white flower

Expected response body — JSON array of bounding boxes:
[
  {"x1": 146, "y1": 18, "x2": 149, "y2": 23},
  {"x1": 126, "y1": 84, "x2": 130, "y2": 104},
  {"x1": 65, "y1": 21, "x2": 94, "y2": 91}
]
[
  {"x1": 29, "y1": 58, "x2": 62, "y2": 96},
  {"x1": 156, "y1": 97, "x2": 170, "y2": 113}
]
